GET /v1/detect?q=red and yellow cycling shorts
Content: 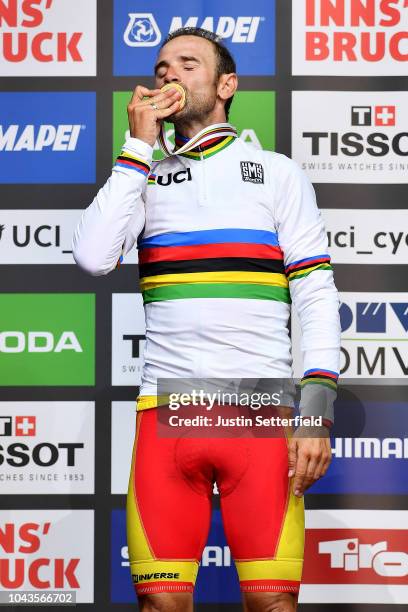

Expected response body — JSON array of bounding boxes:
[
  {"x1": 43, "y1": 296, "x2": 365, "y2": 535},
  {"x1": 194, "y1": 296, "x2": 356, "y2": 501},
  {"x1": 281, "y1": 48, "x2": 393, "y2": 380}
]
[{"x1": 126, "y1": 400, "x2": 304, "y2": 596}]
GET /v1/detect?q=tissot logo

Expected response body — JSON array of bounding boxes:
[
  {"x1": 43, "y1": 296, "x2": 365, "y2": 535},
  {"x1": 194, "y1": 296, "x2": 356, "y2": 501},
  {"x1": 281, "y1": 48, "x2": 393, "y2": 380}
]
[
  {"x1": 112, "y1": 294, "x2": 146, "y2": 386},
  {"x1": 292, "y1": 91, "x2": 408, "y2": 183},
  {"x1": 240, "y1": 161, "x2": 264, "y2": 183},
  {"x1": 0, "y1": 402, "x2": 95, "y2": 494},
  {"x1": 351, "y1": 106, "x2": 396, "y2": 127}
]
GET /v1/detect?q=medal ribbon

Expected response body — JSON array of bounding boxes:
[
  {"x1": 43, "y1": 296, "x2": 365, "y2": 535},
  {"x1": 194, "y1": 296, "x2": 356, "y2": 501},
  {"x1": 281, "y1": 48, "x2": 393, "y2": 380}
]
[{"x1": 158, "y1": 122, "x2": 238, "y2": 158}]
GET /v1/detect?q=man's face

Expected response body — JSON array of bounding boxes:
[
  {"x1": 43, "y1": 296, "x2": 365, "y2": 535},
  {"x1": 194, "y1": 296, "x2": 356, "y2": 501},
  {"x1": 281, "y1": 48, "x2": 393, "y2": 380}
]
[{"x1": 154, "y1": 35, "x2": 219, "y2": 123}]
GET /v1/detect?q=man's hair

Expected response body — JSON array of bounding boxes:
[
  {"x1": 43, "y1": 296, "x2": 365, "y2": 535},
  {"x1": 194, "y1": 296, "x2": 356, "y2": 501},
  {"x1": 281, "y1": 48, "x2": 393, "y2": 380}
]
[{"x1": 161, "y1": 27, "x2": 236, "y2": 120}]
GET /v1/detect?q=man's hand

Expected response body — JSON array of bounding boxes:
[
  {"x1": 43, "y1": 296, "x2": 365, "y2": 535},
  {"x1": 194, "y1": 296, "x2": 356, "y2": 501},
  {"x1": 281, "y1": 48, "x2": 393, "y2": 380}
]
[
  {"x1": 287, "y1": 426, "x2": 332, "y2": 497},
  {"x1": 127, "y1": 85, "x2": 182, "y2": 147}
]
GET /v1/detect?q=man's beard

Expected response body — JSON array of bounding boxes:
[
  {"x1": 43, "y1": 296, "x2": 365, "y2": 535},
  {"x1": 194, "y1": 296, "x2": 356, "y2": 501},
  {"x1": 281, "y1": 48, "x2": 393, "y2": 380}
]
[{"x1": 168, "y1": 86, "x2": 218, "y2": 126}]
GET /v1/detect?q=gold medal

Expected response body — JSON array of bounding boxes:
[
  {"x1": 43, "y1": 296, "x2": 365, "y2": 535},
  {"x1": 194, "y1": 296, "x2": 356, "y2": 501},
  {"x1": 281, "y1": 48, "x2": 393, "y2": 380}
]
[{"x1": 160, "y1": 83, "x2": 186, "y2": 111}]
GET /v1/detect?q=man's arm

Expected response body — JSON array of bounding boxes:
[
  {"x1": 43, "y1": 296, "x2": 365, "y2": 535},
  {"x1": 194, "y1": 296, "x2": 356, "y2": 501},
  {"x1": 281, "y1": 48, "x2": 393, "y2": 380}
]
[
  {"x1": 271, "y1": 154, "x2": 341, "y2": 496},
  {"x1": 72, "y1": 137, "x2": 152, "y2": 275},
  {"x1": 72, "y1": 84, "x2": 182, "y2": 276}
]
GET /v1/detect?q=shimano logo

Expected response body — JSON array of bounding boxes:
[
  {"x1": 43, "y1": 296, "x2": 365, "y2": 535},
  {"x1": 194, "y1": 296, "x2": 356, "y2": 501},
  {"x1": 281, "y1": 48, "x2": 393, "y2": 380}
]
[
  {"x1": 332, "y1": 437, "x2": 408, "y2": 459},
  {"x1": 124, "y1": 13, "x2": 161, "y2": 47},
  {"x1": 170, "y1": 16, "x2": 262, "y2": 43},
  {"x1": 0, "y1": 125, "x2": 83, "y2": 152}
]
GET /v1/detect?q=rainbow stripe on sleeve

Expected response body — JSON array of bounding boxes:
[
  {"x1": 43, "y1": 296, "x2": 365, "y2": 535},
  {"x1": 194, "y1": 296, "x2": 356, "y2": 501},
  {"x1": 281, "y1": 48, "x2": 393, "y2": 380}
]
[
  {"x1": 285, "y1": 254, "x2": 332, "y2": 281},
  {"x1": 300, "y1": 368, "x2": 338, "y2": 392},
  {"x1": 114, "y1": 151, "x2": 150, "y2": 177}
]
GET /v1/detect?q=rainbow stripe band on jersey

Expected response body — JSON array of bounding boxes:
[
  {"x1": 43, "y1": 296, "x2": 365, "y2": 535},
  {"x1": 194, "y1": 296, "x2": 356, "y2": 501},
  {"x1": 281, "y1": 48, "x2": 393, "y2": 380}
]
[
  {"x1": 285, "y1": 254, "x2": 332, "y2": 281},
  {"x1": 137, "y1": 228, "x2": 292, "y2": 304},
  {"x1": 300, "y1": 368, "x2": 339, "y2": 392},
  {"x1": 114, "y1": 151, "x2": 150, "y2": 176}
]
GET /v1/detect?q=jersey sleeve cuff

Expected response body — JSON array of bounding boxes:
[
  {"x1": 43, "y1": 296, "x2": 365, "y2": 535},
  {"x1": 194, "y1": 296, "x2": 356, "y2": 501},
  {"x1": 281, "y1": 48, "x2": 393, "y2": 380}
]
[
  {"x1": 299, "y1": 369, "x2": 339, "y2": 425},
  {"x1": 113, "y1": 137, "x2": 153, "y2": 178}
]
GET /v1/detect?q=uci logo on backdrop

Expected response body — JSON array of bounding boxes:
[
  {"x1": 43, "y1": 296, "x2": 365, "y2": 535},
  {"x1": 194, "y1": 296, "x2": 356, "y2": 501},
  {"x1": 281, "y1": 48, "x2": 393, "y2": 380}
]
[
  {"x1": 113, "y1": 0, "x2": 276, "y2": 76},
  {"x1": 0, "y1": 92, "x2": 96, "y2": 184}
]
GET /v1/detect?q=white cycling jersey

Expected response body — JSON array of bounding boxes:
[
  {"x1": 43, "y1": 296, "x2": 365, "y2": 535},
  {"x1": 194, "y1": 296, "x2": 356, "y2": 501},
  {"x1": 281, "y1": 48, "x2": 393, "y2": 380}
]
[{"x1": 72, "y1": 123, "x2": 341, "y2": 423}]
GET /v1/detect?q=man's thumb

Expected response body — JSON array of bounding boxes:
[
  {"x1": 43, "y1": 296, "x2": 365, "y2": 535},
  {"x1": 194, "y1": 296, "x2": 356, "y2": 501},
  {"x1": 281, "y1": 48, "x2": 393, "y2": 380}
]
[{"x1": 288, "y1": 439, "x2": 297, "y2": 478}]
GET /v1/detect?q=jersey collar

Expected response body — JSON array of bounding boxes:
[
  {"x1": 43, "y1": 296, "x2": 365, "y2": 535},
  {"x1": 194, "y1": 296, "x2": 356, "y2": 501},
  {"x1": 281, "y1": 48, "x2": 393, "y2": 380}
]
[{"x1": 158, "y1": 123, "x2": 238, "y2": 160}]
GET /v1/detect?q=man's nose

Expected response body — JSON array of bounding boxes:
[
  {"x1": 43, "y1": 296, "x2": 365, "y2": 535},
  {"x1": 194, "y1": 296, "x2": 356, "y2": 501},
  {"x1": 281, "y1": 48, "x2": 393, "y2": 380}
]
[{"x1": 163, "y1": 67, "x2": 180, "y2": 84}]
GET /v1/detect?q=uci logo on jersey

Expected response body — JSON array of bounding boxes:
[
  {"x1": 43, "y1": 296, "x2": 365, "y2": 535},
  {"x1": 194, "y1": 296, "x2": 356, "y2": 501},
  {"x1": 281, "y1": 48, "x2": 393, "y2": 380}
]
[{"x1": 151, "y1": 168, "x2": 192, "y2": 186}]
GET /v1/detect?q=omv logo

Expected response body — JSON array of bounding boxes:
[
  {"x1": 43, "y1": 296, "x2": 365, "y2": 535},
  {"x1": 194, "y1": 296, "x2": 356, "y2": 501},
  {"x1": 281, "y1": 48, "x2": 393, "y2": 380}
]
[
  {"x1": 340, "y1": 301, "x2": 408, "y2": 334},
  {"x1": 124, "y1": 14, "x2": 161, "y2": 47}
]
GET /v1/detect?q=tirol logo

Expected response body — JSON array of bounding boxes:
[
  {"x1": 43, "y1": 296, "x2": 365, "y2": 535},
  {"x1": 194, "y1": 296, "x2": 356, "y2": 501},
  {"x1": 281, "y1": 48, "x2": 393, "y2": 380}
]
[
  {"x1": 114, "y1": 0, "x2": 275, "y2": 76},
  {"x1": 0, "y1": 0, "x2": 96, "y2": 76},
  {"x1": 0, "y1": 294, "x2": 95, "y2": 386},
  {"x1": 124, "y1": 13, "x2": 162, "y2": 47},
  {"x1": 292, "y1": 91, "x2": 408, "y2": 184},
  {"x1": 292, "y1": 0, "x2": 408, "y2": 76},
  {"x1": 301, "y1": 510, "x2": 408, "y2": 604},
  {"x1": 0, "y1": 402, "x2": 95, "y2": 495},
  {"x1": 0, "y1": 510, "x2": 94, "y2": 602},
  {"x1": 0, "y1": 92, "x2": 96, "y2": 183},
  {"x1": 113, "y1": 91, "x2": 275, "y2": 162}
]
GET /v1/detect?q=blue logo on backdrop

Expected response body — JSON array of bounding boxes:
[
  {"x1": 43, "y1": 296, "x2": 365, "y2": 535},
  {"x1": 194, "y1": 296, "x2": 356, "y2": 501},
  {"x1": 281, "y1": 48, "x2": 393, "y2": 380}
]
[
  {"x1": 0, "y1": 92, "x2": 96, "y2": 184},
  {"x1": 308, "y1": 402, "x2": 408, "y2": 495},
  {"x1": 114, "y1": 0, "x2": 275, "y2": 76},
  {"x1": 111, "y1": 509, "x2": 240, "y2": 603}
]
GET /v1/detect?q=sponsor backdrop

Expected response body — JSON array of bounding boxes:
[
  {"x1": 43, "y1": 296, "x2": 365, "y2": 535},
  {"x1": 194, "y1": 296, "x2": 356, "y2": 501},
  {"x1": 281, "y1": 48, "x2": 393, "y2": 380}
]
[{"x1": 0, "y1": 0, "x2": 407, "y2": 610}]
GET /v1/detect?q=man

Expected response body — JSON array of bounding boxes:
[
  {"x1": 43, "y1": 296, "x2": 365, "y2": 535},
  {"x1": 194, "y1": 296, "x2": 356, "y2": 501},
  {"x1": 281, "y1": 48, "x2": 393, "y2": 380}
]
[{"x1": 73, "y1": 27, "x2": 341, "y2": 612}]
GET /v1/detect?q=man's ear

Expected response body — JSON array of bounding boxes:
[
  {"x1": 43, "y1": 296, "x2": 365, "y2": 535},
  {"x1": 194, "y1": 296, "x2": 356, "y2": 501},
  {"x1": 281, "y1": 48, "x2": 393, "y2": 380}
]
[{"x1": 217, "y1": 73, "x2": 238, "y2": 103}]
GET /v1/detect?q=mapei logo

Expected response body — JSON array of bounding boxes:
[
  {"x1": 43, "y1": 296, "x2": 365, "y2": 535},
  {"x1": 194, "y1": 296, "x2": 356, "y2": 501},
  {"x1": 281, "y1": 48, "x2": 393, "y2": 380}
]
[
  {"x1": 124, "y1": 13, "x2": 161, "y2": 47},
  {"x1": 114, "y1": 0, "x2": 276, "y2": 76},
  {"x1": 0, "y1": 125, "x2": 83, "y2": 152},
  {"x1": 0, "y1": 415, "x2": 36, "y2": 437},
  {"x1": 0, "y1": 92, "x2": 95, "y2": 184}
]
